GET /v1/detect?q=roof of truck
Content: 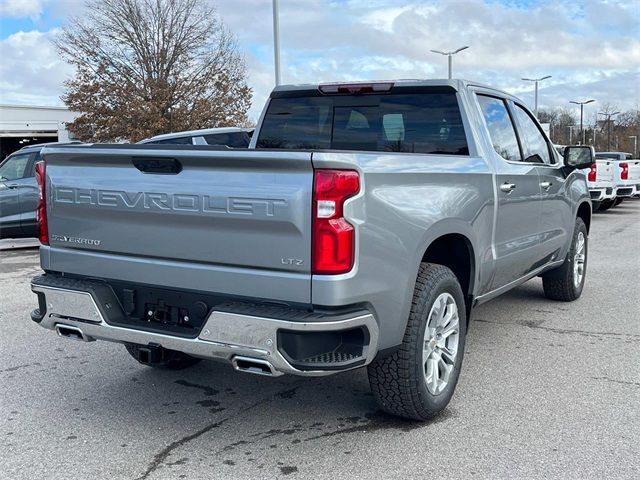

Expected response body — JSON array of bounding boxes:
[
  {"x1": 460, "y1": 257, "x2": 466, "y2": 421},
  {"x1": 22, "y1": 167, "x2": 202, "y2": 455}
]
[
  {"x1": 138, "y1": 127, "x2": 254, "y2": 144},
  {"x1": 271, "y1": 79, "x2": 514, "y2": 98},
  {"x1": 16, "y1": 141, "x2": 82, "y2": 152}
]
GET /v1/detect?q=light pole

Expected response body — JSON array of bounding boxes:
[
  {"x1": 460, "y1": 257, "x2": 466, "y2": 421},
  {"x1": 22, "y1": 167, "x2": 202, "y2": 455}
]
[
  {"x1": 430, "y1": 46, "x2": 469, "y2": 79},
  {"x1": 272, "y1": 0, "x2": 281, "y2": 86},
  {"x1": 522, "y1": 75, "x2": 551, "y2": 118},
  {"x1": 598, "y1": 111, "x2": 620, "y2": 151},
  {"x1": 569, "y1": 99, "x2": 595, "y2": 145},
  {"x1": 630, "y1": 135, "x2": 638, "y2": 158}
]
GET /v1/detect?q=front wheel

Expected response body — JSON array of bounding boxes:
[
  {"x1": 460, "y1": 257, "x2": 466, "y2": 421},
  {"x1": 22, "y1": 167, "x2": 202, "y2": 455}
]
[
  {"x1": 542, "y1": 217, "x2": 588, "y2": 301},
  {"x1": 367, "y1": 263, "x2": 466, "y2": 421}
]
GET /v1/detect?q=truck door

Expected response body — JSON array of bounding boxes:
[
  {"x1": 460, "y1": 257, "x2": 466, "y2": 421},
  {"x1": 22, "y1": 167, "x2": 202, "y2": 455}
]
[
  {"x1": 18, "y1": 154, "x2": 39, "y2": 237},
  {"x1": 0, "y1": 152, "x2": 33, "y2": 239},
  {"x1": 511, "y1": 103, "x2": 573, "y2": 261},
  {"x1": 475, "y1": 94, "x2": 543, "y2": 289}
]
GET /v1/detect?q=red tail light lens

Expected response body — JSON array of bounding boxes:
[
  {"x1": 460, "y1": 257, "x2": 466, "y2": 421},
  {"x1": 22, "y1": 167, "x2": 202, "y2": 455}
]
[
  {"x1": 620, "y1": 162, "x2": 629, "y2": 180},
  {"x1": 312, "y1": 169, "x2": 360, "y2": 274},
  {"x1": 588, "y1": 163, "x2": 597, "y2": 182},
  {"x1": 34, "y1": 161, "x2": 49, "y2": 245}
]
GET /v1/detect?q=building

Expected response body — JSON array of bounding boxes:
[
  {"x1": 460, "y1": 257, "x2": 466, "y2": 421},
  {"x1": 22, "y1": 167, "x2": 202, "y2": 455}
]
[{"x1": 0, "y1": 104, "x2": 78, "y2": 159}]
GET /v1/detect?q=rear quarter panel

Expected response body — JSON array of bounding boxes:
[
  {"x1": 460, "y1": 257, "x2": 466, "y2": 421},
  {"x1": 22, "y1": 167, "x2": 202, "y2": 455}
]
[{"x1": 311, "y1": 151, "x2": 495, "y2": 349}]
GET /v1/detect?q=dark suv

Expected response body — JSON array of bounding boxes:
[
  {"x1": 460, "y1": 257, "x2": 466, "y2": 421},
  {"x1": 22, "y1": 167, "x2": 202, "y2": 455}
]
[{"x1": 0, "y1": 142, "x2": 80, "y2": 239}]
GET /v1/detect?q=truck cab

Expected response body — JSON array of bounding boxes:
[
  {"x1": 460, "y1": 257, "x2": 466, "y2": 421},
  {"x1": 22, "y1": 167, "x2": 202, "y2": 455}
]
[{"x1": 29, "y1": 79, "x2": 593, "y2": 421}]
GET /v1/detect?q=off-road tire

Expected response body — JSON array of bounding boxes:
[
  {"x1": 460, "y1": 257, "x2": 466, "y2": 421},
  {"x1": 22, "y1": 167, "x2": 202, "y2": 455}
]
[
  {"x1": 124, "y1": 344, "x2": 201, "y2": 370},
  {"x1": 542, "y1": 217, "x2": 588, "y2": 301},
  {"x1": 367, "y1": 263, "x2": 467, "y2": 421}
]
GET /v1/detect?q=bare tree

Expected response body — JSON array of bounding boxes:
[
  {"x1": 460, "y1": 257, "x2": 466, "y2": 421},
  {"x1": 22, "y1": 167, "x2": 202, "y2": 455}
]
[{"x1": 56, "y1": 0, "x2": 252, "y2": 142}]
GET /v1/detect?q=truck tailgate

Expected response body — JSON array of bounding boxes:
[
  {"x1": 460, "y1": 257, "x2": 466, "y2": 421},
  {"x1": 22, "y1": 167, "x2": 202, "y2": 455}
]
[
  {"x1": 595, "y1": 159, "x2": 614, "y2": 185},
  {"x1": 41, "y1": 145, "x2": 313, "y2": 303},
  {"x1": 626, "y1": 160, "x2": 640, "y2": 185}
]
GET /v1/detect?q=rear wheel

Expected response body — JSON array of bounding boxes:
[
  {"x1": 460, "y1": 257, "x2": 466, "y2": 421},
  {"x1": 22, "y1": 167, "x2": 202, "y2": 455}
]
[
  {"x1": 367, "y1": 263, "x2": 466, "y2": 421},
  {"x1": 124, "y1": 344, "x2": 201, "y2": 370},
  {"x1": 542, "y1": 217, "x2": 587, "y2": 301}
]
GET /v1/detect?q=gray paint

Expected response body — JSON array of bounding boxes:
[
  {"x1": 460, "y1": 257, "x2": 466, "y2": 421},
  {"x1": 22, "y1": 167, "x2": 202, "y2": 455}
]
[{"x1": 37, "y1": 79, "x2": 590, "y2": 352}]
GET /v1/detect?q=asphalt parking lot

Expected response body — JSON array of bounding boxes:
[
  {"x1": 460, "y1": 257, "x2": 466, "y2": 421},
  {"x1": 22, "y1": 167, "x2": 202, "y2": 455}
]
[{"x1": 1, "y1": 200, "x2": 639, "y2": 480}]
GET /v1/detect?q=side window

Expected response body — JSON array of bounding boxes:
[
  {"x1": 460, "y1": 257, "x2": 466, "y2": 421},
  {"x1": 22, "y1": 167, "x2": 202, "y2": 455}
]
[
  {"x1": 152, "y1": 137, "x2": 193, "y2": 145},
  {"x1": 204, "y1": 132, "x2": 251, "y2": 148},
  {"x1": 0, "y1": 153, "x2": 31, "y2": 181},
  {"x1": 477, "y1": 95, "x2": 521, "y2": 162},
  {"x1": 512, "y1": 104, "x2": 551, "y2": 164}
]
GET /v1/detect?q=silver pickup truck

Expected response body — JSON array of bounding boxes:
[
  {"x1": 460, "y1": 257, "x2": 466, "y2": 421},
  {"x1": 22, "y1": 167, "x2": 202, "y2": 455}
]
[{"x1": 30, "y1": 80, "x2": 594, "y2": 420}]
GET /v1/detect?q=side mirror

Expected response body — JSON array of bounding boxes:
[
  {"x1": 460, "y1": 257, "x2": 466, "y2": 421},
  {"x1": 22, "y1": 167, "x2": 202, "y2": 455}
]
[{"x1": 564, "y1": 145, "x2": 595, "y2": 170}]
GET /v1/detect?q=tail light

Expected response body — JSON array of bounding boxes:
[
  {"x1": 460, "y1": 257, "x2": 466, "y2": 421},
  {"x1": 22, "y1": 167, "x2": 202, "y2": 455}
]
[
  {"x1": 620, "y1": 162, "x2": 629, "y2": 180},
  {"x1": 34, "y1": 161, "x2": 49, "y2": 245},
  {"x1": 318, "y1": 82, "x2": 394, "y2": 95},
  {"x1": 588, "y1": 163, "x2": 597, "y2": 182},
  {"x1": 312, "y1": 169, "x2": 360, "y2": 274}
]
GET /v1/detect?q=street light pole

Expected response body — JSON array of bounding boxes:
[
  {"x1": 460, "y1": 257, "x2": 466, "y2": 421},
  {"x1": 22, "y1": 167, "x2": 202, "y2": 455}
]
[
  {"x1": 522, "y1": 75, "x2": 552, "y2": 118},
  {"x1": 272, "y1": 0, "x2": 281, "y2": 86},
  {"x1": 430, "y1": 46, "x2": 469, "y2": 79},
  {"x1": 630, "y1": 135, "x2": 638, "y2": 158},
  {"x1": 569, "y1": 99, "x2": 595, "y2": 145},
  {"x1": 598, "y1": 111, "x2": 620, "y2": 151}
]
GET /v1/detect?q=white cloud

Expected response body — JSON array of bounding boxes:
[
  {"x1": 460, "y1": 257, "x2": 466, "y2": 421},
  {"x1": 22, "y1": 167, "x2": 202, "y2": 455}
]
[
  {"x1": 0, "y1": 29, "x2": 73, "y2": 105},
  {"x1": 214, "y1": 0, "x2": 640, "y2": 119},
  {"x1": 1, "y1": 0, "x2": 638, "y2": 120},
  {"x1": 0, "y1": 0, "x2": 48, "y2": 19}
]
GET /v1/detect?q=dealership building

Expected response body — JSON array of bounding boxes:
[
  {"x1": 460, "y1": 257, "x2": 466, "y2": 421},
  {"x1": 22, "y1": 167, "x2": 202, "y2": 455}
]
[{"x1": 0, "y1": 104, "x2": 78, "y2": 159}]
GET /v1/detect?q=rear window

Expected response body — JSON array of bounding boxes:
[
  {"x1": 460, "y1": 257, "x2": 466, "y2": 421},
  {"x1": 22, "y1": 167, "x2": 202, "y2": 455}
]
[{"x1": 256, "y1": 92, "x2": 469, "y2": 155}]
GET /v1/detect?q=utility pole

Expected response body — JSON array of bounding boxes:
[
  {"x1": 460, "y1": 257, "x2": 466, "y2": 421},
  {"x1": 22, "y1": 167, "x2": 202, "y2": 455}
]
[
  {"x1": 598, "y1": 111, "x2": 620, "y2": 151},
  {"x1": 522, "y1": 75, "x2": 551, "y2": 118},
  {"x1": 272, "y1": 0, "x2": 281, "y2": 86},
  {"x1": 430, "y1": 46, "x2": 469, "y2": 79},
  {"x1": 630, "y1": 135, "x2": 638, "y2": 158},
  {"x1": 569, "y1": 99, "x2": 595, "y2": 145}
]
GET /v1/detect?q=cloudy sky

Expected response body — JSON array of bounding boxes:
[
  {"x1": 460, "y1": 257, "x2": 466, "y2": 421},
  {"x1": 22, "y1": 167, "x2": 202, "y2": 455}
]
[{"x1": 0, "y1": 0, "x2": 638, "y2": 123}]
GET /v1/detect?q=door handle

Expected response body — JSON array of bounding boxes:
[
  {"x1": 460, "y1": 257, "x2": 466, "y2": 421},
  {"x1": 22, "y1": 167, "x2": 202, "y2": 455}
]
[
  {"x1": 540, "y1": 181, "x2": 552, "y2": 190},
  {"x1": 6, "y1": 184, "x2": 20, "y2": 189},
  {"x1": 500, "y1": 183, "x2": 516, "y2": 193}
]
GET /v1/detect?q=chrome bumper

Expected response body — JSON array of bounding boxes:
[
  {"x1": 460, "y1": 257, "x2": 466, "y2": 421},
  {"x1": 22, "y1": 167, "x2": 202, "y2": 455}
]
[{"x1": 31, "y1": 281, "x2": 379, "y2": 377}]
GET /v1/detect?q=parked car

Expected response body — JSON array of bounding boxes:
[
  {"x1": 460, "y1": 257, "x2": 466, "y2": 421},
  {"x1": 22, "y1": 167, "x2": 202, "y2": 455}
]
[
  {"x1": 595, "y1": 152, "x2": 640, "y2": 204},
  {"x1": 138, "y1": 127, "x2": 253, "y2": 148},
  {"x1": 29, "y1": 79, "x2": 593, "y2": 421},
  {"x1": 0, "y1": 142, "x2": 80, "y2": 239}
]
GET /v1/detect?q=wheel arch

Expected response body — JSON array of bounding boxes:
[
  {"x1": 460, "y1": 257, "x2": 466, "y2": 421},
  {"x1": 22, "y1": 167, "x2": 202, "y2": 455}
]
[
  {"x1": 420, "y1": 232, "x2": 476, "y2": 323},
  {"x1": 576, "y1": 201, "x2": 591, "y2": 233}
]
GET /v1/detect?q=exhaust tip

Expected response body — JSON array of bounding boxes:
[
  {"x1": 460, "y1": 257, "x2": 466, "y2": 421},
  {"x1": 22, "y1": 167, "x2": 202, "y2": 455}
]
[
  {"x1": 232, "y1": 356, "x2": 278, "y2": 377},
  {"x1": 55, "y1": 324, "x2": 93, "y2": 342}
]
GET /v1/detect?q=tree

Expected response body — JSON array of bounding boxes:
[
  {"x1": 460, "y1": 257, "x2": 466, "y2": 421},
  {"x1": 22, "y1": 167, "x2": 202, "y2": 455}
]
[{"x1": 56, "y1": 0, "x2": 252, "y2": 142}]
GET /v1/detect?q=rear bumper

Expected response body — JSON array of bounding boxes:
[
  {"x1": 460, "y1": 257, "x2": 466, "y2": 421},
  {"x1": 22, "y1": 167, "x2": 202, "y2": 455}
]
[
  {"x1": 589, "y1": 187, "x2": 615, "y2": 201},
  {"x1": 30, "y1": 275, "x2": 379, "y2": 377},
  {"x1": 615, "y1": 185, "x2": 636, "y2": 198}
]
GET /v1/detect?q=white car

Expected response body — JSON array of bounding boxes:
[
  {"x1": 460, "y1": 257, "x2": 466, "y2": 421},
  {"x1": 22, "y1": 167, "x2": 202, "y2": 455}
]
[{"x1": 596, "y1": 152, "x2": 640, "y2": 201}]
